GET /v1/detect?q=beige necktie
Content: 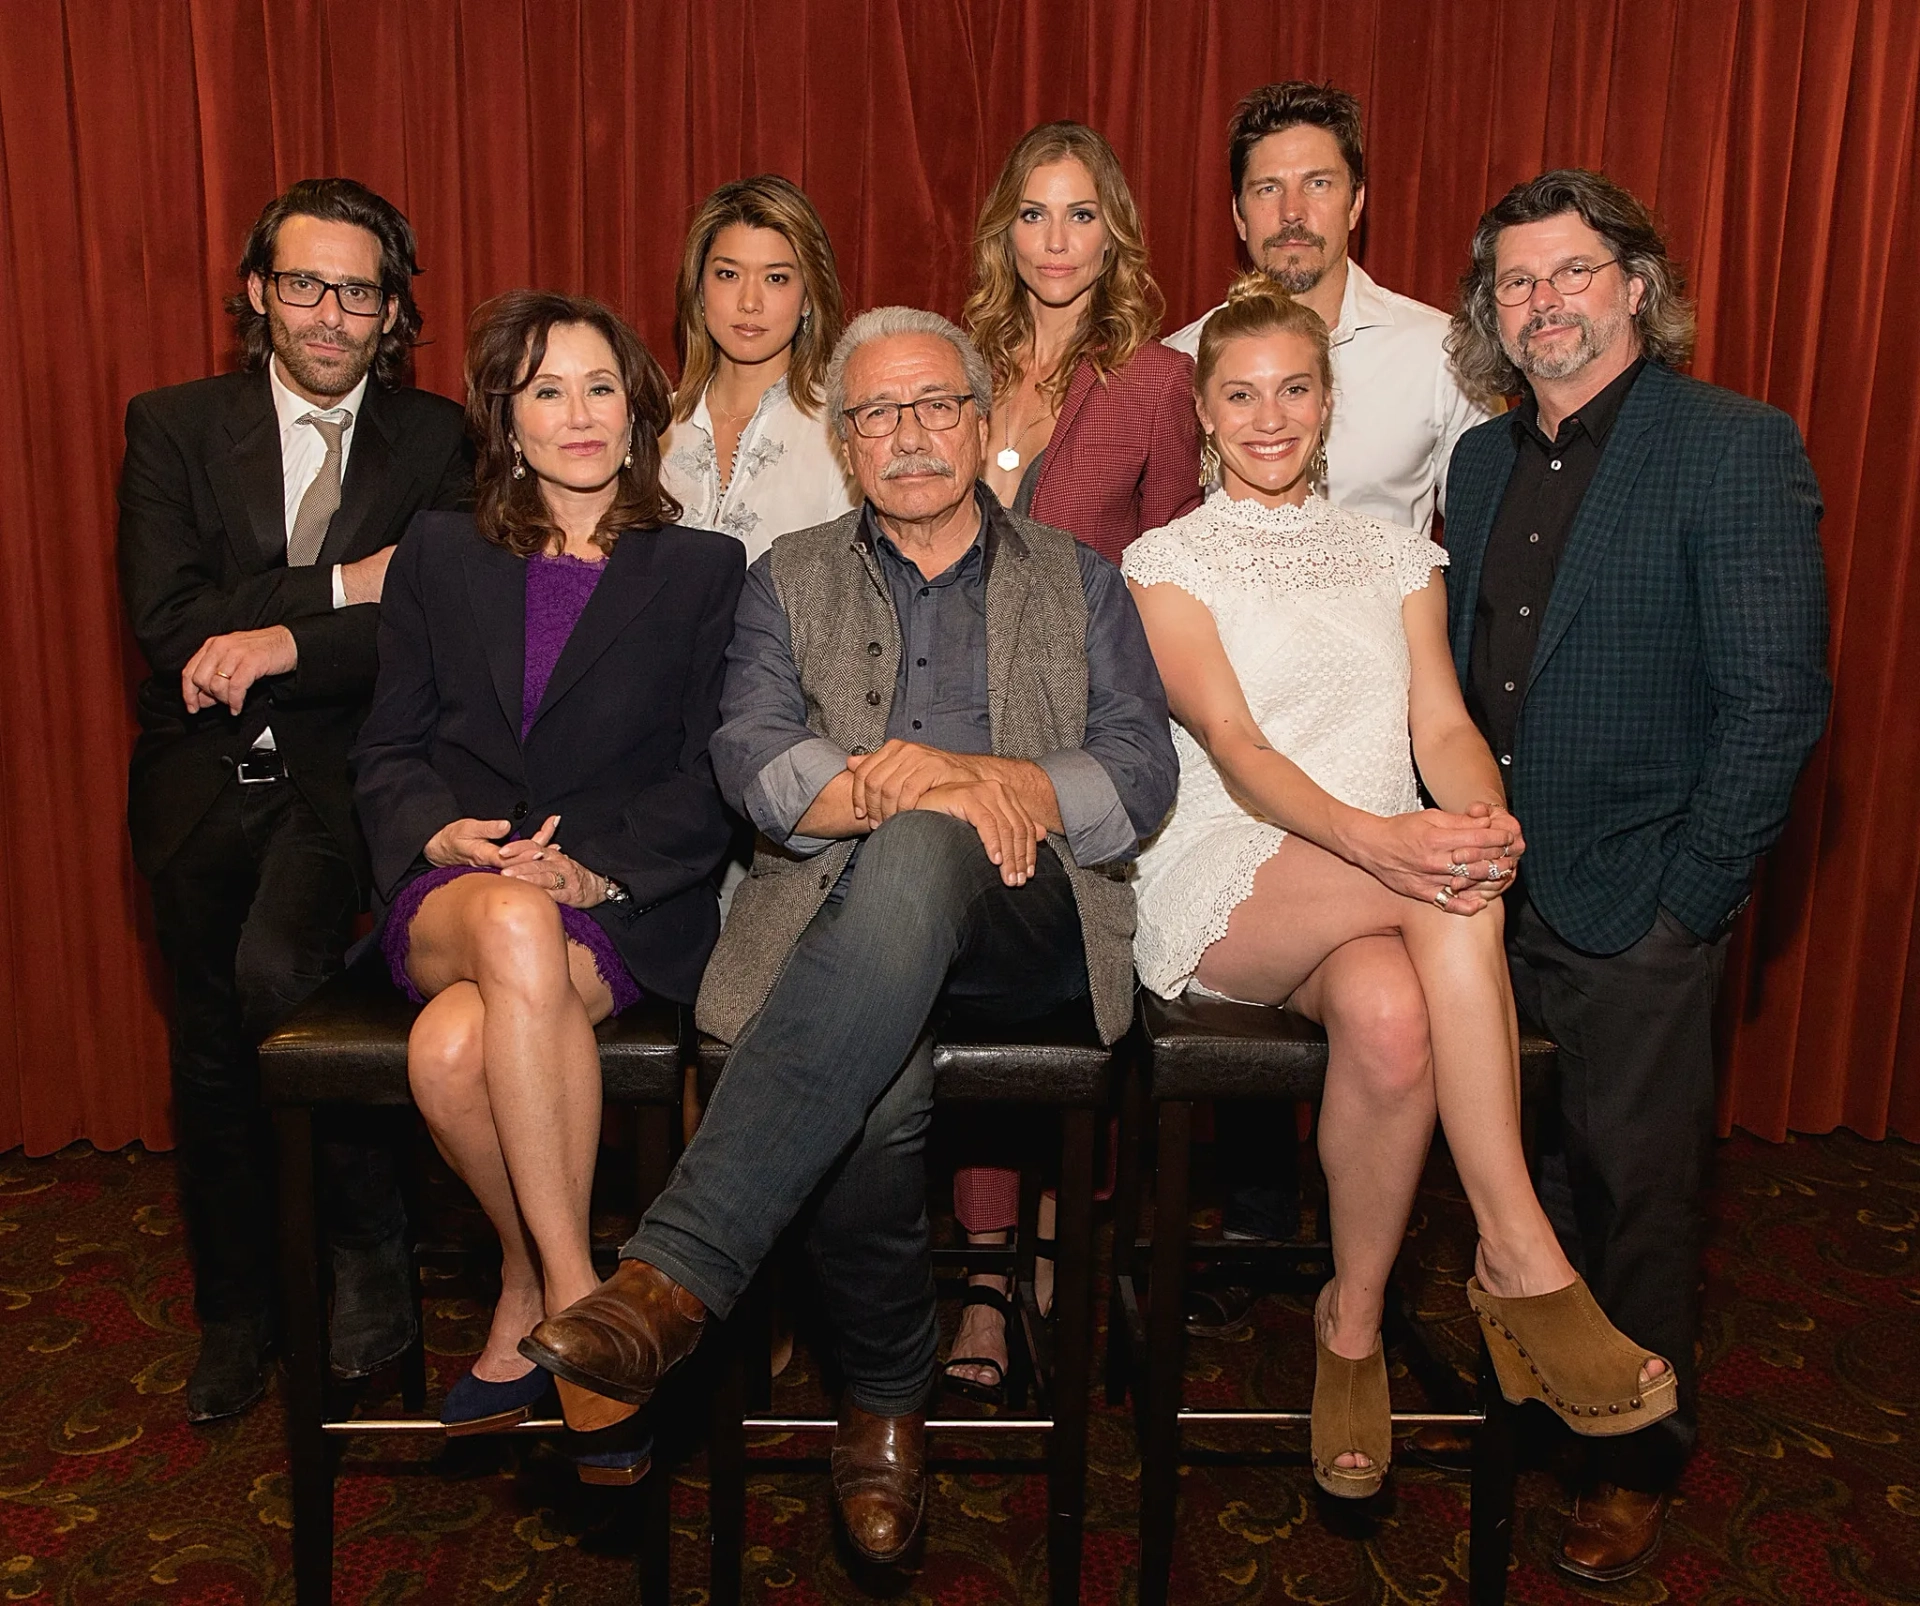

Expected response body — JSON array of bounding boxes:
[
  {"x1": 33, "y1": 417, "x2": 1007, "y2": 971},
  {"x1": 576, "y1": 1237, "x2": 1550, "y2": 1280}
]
[{"x1": 287, "y1": 411, "x2": 351, "y2": 567}]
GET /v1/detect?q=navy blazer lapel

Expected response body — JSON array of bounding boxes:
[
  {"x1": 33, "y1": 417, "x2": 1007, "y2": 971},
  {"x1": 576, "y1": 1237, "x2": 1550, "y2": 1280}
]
[
  {"x1": 526, "y1": 531, "x2": 670, "y2": 736},
  {"x1": 205, "y1": 373, "x2": 286, "y2": 571},
  {"x1": 462, "y1": 534, "x2": 528, "y2": 744},
  {"x1": 1447, "y1": 429, "x2": 1516, "y2": 676},
  {"x1": 317, "y1": 382, "x2": 400, "y2": 568},
  {"x1": 1526, "y1": 364, "x2": 1673, "y2": 690}
]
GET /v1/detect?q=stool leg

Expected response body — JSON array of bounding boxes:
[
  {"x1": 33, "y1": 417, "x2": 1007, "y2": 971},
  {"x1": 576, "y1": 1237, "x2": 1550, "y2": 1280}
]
[
  {"x1": 707, "y1": 1320, "x2": 747, "y2": 1606},
  {"x1": 1047, "y1": 1106, "x2": 1097, "y2": 1606},
  {"x1": 275, "y1": 1108, "x2": 335, "y2": 1606},
  {"x1": 1106, "y1": 1046, "x2": 1147, "y2": 1407},
  {"x1": 638, "y1": 1461, "x2": 672, "y2": 1606},
  {"x1": 635, "y1": 1104, "x2": 673, "y2": 1214},
  {"x1": 396, "y1": 1125, "x2": 428, "y2": 1414},
  {"x1": 1469, "y1": 1336, "x2": 1516, "y2": 1605},
  {"x1": 1138, "y1": 1099, "x2": 1192, "y2": 1606}
]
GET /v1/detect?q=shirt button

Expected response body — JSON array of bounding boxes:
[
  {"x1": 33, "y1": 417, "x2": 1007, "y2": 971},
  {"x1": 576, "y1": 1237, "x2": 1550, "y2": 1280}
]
[
  {"x1": 1504, "y1": 680, "x2": 1516, "y2": 692},
  {"x1": 867, "y1": 641, "x2": 882, "y2": 657},
  {"x1": 912, "y1": 719, "x2": 922, "y2": 730},
  {"x1": 1518, "y1": 606, "x2": 1531, "y2": 617},
  {"x1": 919, "y1": 586, "x2": 930, "y2": 597},
  {"x1": 1529, "y1": 532, "x2": 1540, "y2": 544},
  {"x1": 1550, "y1": 459, "x2": 1562, "y2": 470},
  {"x1": 916, "y1": 658, "x2": 927, "y2": 668},
  {"x1": 1500, "y1": 754, "x2": 1512, "y2": 766},
  {"x1": 865, "y1": 690, "x2": 882, "y2": 706}
]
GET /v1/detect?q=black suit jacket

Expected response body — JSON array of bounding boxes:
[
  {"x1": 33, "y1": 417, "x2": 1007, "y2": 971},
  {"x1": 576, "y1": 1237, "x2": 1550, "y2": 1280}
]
[
  {"x1": 353, "y1": 511, "x2": 746, "y2": 1004},
  {"x1": 1445, "y1": 361, "x2": 1830, "y2": 952},
  {"x1": 117, "y1": 369, "x2": 472, "y2": 883}
]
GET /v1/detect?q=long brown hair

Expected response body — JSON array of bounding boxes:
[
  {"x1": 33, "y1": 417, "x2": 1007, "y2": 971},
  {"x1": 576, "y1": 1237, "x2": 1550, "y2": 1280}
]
[
  {"x1": 963, "y1": 121, "x2": 1164, "y2": 405},
  {"x1": 671, "y1": 175, "x2": 845, "y2": 422},
  {"x1": 466, "y1": 291, "x2": 681, "y2": 558}
]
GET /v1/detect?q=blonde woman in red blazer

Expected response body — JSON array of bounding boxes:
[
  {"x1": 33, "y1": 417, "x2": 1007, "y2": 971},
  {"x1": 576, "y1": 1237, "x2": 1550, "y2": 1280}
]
[{"x1": 946, "y1": 121, "x2": 1200, "y2": 1402}]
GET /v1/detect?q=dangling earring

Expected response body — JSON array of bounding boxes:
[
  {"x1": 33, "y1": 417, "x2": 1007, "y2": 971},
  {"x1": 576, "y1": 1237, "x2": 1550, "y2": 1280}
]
[
  {"x1": 622, "y1": 429, "x2": 635, "y2": 471},
  {"x1": 511, "y1": 443, "x2": 527, "y2": 480},
  {"x1": 1199, "y1": 432, "x2": 1221, "y2": 488},
  {"x1": 798, "y1": 308, "x2": 812, "y2": 333},
  {"x1": 1308, "y1": 438, "x2": 1328, "y2": 489}
]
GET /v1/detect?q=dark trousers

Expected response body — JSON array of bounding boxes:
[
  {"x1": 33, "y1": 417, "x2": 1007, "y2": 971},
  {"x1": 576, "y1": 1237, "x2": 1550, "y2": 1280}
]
[
  {"x1": 1507, "y1": 897, "x2": 1728, "y2": 1493},
  {"x1": 631, "y1": 810, "x2": 1089, "y2": 1414},
  {"x1": 146, "y1": 776, "x2": 404, "y2": 1326}
]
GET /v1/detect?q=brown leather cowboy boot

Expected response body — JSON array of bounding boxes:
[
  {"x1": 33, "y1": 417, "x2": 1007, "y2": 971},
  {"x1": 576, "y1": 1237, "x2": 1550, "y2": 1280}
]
[
  {"x1": 1558, "y1": 1483, "x2": 1669, "y2": 1581},
  {"x1": 519, "y1": 1260, "x2": 707, "y2": 1409},
  {"x1": 831, "y1": 1400, "x2": 926, "y2": 1563}
]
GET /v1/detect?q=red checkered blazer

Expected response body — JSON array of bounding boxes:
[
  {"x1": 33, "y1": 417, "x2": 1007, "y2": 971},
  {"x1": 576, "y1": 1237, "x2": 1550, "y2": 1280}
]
[{"x1": 1027, "y1": 340, "x2": 1203, "y2": 565}]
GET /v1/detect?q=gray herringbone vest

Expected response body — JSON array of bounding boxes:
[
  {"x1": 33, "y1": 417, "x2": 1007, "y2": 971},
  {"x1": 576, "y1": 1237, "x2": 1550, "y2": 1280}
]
[{"x1": 695, "y1": 503, "x2": 1136, "y2": 1045}]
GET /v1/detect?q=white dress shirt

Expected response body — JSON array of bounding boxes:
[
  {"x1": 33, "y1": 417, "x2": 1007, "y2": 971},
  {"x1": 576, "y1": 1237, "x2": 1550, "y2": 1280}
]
[
  {"x1": 1165, "y1": 259, "x2": 1491, "y2": 537},
  {"x1": 269, "y1": 358, "x2": 369, "y2": 610},
  {"x1": 660, "y1": 375, "x2": 856, "y2": 563}
]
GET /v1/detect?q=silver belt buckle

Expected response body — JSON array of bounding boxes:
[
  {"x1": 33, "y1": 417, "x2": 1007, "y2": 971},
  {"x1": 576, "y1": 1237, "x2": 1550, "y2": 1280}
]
[{"x1": 236, "y1": 752, "x2": 285, "y2": 785}]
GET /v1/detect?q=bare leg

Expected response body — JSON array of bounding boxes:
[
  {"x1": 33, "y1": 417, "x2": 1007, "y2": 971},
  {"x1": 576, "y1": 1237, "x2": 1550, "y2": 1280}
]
[{"x1": 405, "y1": 876, "x2": 613, "y2": 1363}]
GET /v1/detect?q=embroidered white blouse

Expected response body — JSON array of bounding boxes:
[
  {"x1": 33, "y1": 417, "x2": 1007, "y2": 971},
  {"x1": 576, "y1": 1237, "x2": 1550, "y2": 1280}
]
[{"x1": 659, "y1": 376, "x2": 857, "y2": 563}]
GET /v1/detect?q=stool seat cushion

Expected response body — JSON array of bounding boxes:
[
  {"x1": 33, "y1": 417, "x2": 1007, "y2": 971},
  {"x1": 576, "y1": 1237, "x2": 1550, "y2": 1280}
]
[
  {"x1": 1142, "y1": 991, "x2": 1557, "y2": 1101},
  {"x1": 259, "y1": 961, "x2": 685, "y2": 1107}
]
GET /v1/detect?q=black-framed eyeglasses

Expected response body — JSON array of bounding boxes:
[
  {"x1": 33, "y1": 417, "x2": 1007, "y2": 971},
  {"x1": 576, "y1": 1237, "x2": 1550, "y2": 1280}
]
[
  {"x1": 266, "y1": 270, "x2": 388, "y2": 318},
  {"x1": 840, "y1": 393, "x2": 974, "y2": 439},
  {"x1": 1492, "y1": 257, "x2": 1620, "y2": 307}
]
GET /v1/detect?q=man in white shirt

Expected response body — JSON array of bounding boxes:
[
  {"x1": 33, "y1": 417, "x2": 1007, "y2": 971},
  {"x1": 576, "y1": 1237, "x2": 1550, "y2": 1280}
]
[
  {"x1": 1165, "y1": 82, "x2": 1492, "y2": 1334},
  {"x1": 1166, "y1": 80, "x2": 1491, "y2": 536},
  {"x1": 118, "y1": 179, "x2": 470, "y2": 1421}
]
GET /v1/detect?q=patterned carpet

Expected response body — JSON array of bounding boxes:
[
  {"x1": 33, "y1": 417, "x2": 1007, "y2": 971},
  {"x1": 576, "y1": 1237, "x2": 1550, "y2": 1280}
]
[{"x1": 0, "y1": 1128, "x2": 1915, "y2": 1604}]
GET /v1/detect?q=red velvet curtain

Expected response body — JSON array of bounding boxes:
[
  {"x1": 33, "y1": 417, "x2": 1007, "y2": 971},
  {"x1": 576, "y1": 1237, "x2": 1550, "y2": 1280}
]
[{"x1": 2, "y1": 0, "x2": 1915, "y2": 1153}]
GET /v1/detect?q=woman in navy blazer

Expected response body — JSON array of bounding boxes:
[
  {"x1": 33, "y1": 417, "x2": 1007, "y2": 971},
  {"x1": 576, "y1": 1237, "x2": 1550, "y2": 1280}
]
[
  {"x1": 354, "y1": 292, "x2": 743, "y2": 1468},
  {"x1": 947, "y1": 121, "x2": 1201, "y2": 1400}
]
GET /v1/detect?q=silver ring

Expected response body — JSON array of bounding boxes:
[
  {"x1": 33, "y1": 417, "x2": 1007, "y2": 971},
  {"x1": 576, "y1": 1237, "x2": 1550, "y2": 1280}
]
[
  {"x1": 1447, "y1": 862, "x2": 1471, "y2": 879},
  {"x1": 1434, "y1": 886, "x2": 1453, "y2": 908},
  {"x1": 1487, "y1": 862, "x2": 1507, "y2": 882}
]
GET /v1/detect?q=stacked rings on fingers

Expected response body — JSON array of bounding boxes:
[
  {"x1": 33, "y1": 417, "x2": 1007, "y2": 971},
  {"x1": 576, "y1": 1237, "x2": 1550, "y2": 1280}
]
[
  {"x1": 1447, "y1": 862, "x2": 1472, "y2": 879},
  {"x1": 1434, "y1": 887, "x2": 1454, "y2": 908},
  {"x1": 1487, "y1": 862, "x2": 1508, "y2": 881}
]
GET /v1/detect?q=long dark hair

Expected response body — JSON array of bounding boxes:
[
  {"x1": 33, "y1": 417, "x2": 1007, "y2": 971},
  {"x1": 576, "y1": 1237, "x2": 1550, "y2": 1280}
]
[
  {"x1": 1449, "y1": 168, "x2": 1697, "y2": 398},
  {"x1": 466, "y1": 291, "x2": 681, "y2": 558},
  {"x1": 226, "y1": 178, "x2": 425, "y2": 389}
]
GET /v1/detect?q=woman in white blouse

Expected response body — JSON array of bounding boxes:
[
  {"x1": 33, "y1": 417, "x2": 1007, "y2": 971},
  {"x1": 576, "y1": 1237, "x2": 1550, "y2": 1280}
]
[
  {"x1": 660, "y1": 175, "x2": 856, "y2": 561},
  {"x1": 1123, "y1": 274, "x2": 1674, "y2": 1499}
]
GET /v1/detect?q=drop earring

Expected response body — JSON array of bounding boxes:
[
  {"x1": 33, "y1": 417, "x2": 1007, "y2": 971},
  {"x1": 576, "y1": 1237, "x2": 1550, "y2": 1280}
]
[
  {"x1": 511, "y1": 444, "x2": 527, "y2": 480},
  {"x1": 1309, "y1": 438, "x2": 1328, "y2": 488},
  {"x1": 1199, "y1": 432, "x2": 1221, "y2": 488}
]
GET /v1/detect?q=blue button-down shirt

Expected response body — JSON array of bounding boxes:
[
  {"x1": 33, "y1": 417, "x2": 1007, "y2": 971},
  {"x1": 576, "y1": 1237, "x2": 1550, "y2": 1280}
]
[{"x1": 712, "y1": 489, "x2": 1176, "y2": 866}]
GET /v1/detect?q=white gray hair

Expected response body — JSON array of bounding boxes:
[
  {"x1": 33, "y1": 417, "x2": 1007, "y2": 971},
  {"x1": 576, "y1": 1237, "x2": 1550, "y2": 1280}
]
[{"x1": 824, "y1": 306, "x2": 994, "y2": 438}]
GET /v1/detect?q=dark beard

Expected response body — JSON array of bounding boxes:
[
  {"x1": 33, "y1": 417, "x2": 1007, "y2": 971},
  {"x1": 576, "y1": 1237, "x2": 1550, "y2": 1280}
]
[
  {"x1": 1259, "y1": 231, "x2": 1329, "y2": 296},
  {"x1": 268, "y1": 305, "x2": 380, "y2": 399}
]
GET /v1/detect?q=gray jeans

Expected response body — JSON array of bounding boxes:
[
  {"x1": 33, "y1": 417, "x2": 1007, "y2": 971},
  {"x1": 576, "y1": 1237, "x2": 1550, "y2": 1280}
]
[{"x1": 628, "y1": 810, "x2": 1089, "y2": 1413}]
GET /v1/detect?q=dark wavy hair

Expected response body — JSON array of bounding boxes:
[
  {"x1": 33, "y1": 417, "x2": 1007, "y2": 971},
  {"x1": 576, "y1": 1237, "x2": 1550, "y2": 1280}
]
[
  {"x1": 1449, "y1": 168, "x2": 1697, "y2": 398},
  {"x1": 1228, "y1": 81, "x2": 1366, "y2": 201},
  {"x1": 226, "y1": 178, "x2": 425, "y2": 389},
  {"x1": 466, "y1": 291, "x2": 681, "y2": 558}
]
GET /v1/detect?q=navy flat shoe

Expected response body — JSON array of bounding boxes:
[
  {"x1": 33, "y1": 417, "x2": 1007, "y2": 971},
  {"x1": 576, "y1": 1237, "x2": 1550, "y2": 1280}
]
[
  {"x1": 569, "y1": 1420, "x2": 655, "y2": 1486},
  {"x1": 440, "y1": 1364, "x2": 553, "y2": 1436}
]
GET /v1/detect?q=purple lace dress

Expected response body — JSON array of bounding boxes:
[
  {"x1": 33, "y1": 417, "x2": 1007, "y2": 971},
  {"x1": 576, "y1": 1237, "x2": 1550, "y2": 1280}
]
[{"x1": 381, "y1": 551, "x2": 642, "y2": 1012}]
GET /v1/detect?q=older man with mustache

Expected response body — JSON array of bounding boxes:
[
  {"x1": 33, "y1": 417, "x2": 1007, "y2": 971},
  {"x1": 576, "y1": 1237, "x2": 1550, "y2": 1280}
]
[{"x1": 521, "y1": 306, "x2": 1177, "y2": 1563}]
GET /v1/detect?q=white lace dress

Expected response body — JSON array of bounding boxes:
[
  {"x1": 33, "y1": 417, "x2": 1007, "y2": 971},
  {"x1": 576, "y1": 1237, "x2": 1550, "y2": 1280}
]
[{"x1": 1120, "y1": 493, "x2": 1449, "y2": 998}]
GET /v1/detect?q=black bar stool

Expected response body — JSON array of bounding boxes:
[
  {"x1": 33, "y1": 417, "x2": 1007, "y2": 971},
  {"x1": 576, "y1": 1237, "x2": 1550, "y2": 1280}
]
[
  {"x1": 258, "y1": 961, "x2": 688, "y2": 1606},
  {"x1": 1109, "y1": 990, "x2": 1559, "y2": 1606},
  {"x1": 695, "y1": 1001, "x2": 1113, "y2": 1606}
]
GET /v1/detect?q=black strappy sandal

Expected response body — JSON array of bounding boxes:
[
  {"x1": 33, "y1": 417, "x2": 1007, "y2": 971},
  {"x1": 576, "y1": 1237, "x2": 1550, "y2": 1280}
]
[{"x1": 942, "y1": 1282, "x2": 1014, "y2": 1406}]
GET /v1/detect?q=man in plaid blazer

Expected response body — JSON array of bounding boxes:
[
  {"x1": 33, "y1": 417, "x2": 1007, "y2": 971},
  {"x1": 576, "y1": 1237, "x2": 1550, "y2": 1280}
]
[{"x1": 1443, "y1": 171, "x2": 1829, "y2": 1581}]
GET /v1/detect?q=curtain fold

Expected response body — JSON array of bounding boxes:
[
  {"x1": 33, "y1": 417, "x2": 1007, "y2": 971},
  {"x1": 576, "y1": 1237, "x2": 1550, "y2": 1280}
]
[{"x1": 1, "y1": 0, "x2": 1914, "y2": 1151}]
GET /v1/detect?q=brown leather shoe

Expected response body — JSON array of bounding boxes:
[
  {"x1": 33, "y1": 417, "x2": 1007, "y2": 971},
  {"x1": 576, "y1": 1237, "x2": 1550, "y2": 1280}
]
[
  {"x1": 831, "y1": 1401, "x2": 926, "y2": 1564},
  {"x1": 1557, "y1": 1483, "x2": 1669, "y2": 1582},
  {"x1": 519, "y1": 1260, "x2": 707, "y2": 1410}
]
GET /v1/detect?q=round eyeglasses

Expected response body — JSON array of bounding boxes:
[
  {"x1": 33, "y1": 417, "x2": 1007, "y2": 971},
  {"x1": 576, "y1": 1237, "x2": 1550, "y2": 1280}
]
[
  {"x1": 1492, "y1": 258, "x2": 1620, "y2": 307},
  {"x1": 840, "y1": 393, "x2": 974, "y2": 438},
  {"x1": 267, "y1": 271, "x2": 388, "y2": 318}
]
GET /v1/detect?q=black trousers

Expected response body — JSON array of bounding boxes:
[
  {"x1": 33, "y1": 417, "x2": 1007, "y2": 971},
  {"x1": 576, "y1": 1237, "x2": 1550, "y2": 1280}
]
[
  {"x1": 1507, "y1": 896, "x2": 1728, "y2": 1493},
  {"x1": 146, "y1": 776, "x2": 404, "y2": 1326}
]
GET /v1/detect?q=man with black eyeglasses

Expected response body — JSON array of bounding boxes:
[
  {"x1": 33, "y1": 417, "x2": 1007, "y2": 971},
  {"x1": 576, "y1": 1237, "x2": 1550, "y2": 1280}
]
[{"x1": 118, "y1": 178, "x2": 470, "y2": 1421}]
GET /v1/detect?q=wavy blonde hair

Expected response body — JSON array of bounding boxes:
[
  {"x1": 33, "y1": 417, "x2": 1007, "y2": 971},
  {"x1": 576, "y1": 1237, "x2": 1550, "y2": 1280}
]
[
  {"x1": 671, "y1": 175, "x2": 845, "y2": 422},
  {"x1": 963, "y1": 122, "x2": 1164, "y2": 406}
]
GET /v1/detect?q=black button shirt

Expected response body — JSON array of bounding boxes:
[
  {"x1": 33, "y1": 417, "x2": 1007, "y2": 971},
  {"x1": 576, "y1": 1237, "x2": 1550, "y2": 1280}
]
[{"x1": 1467, "y1": 358, "x2": 1646, "y2": 764}]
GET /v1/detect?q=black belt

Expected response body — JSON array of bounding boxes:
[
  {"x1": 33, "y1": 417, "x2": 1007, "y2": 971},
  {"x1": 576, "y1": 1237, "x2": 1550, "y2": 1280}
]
[{"x1": 235, "y1": 750, "x2": 287, "y2": 785}]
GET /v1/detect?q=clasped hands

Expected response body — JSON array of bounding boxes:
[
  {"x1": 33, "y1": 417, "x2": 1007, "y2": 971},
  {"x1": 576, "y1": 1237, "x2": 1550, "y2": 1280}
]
[
  {"x1": 424, "y1": 813, "x2": 610, "y2": 908},
  {"x1": 1348, "y1": 800, "x2": 1527, "y2": 916},
  {"x1": 845, "y1": 739, "x2": 1045, "y2": 887}
]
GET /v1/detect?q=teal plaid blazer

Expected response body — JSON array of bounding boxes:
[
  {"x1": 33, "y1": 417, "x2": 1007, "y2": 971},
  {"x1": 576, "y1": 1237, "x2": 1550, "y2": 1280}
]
[{"x1": 1445, "y1": 360, "x2": 1830, "y2": 954}]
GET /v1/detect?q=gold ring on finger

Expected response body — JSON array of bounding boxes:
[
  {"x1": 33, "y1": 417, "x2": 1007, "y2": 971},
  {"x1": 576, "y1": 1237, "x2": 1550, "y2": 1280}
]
[
  {"x1": 552, "y1": 873, "x2": 564, "y2": 891},
  {"x1": 215, "y1": 669, "x2": 233, "y2": 678}
]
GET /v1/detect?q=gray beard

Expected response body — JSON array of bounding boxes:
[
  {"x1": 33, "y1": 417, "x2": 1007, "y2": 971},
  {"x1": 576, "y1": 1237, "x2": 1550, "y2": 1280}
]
[{"x1": 1503, "y1": 303, "x2": 1630, "y2": 382}]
